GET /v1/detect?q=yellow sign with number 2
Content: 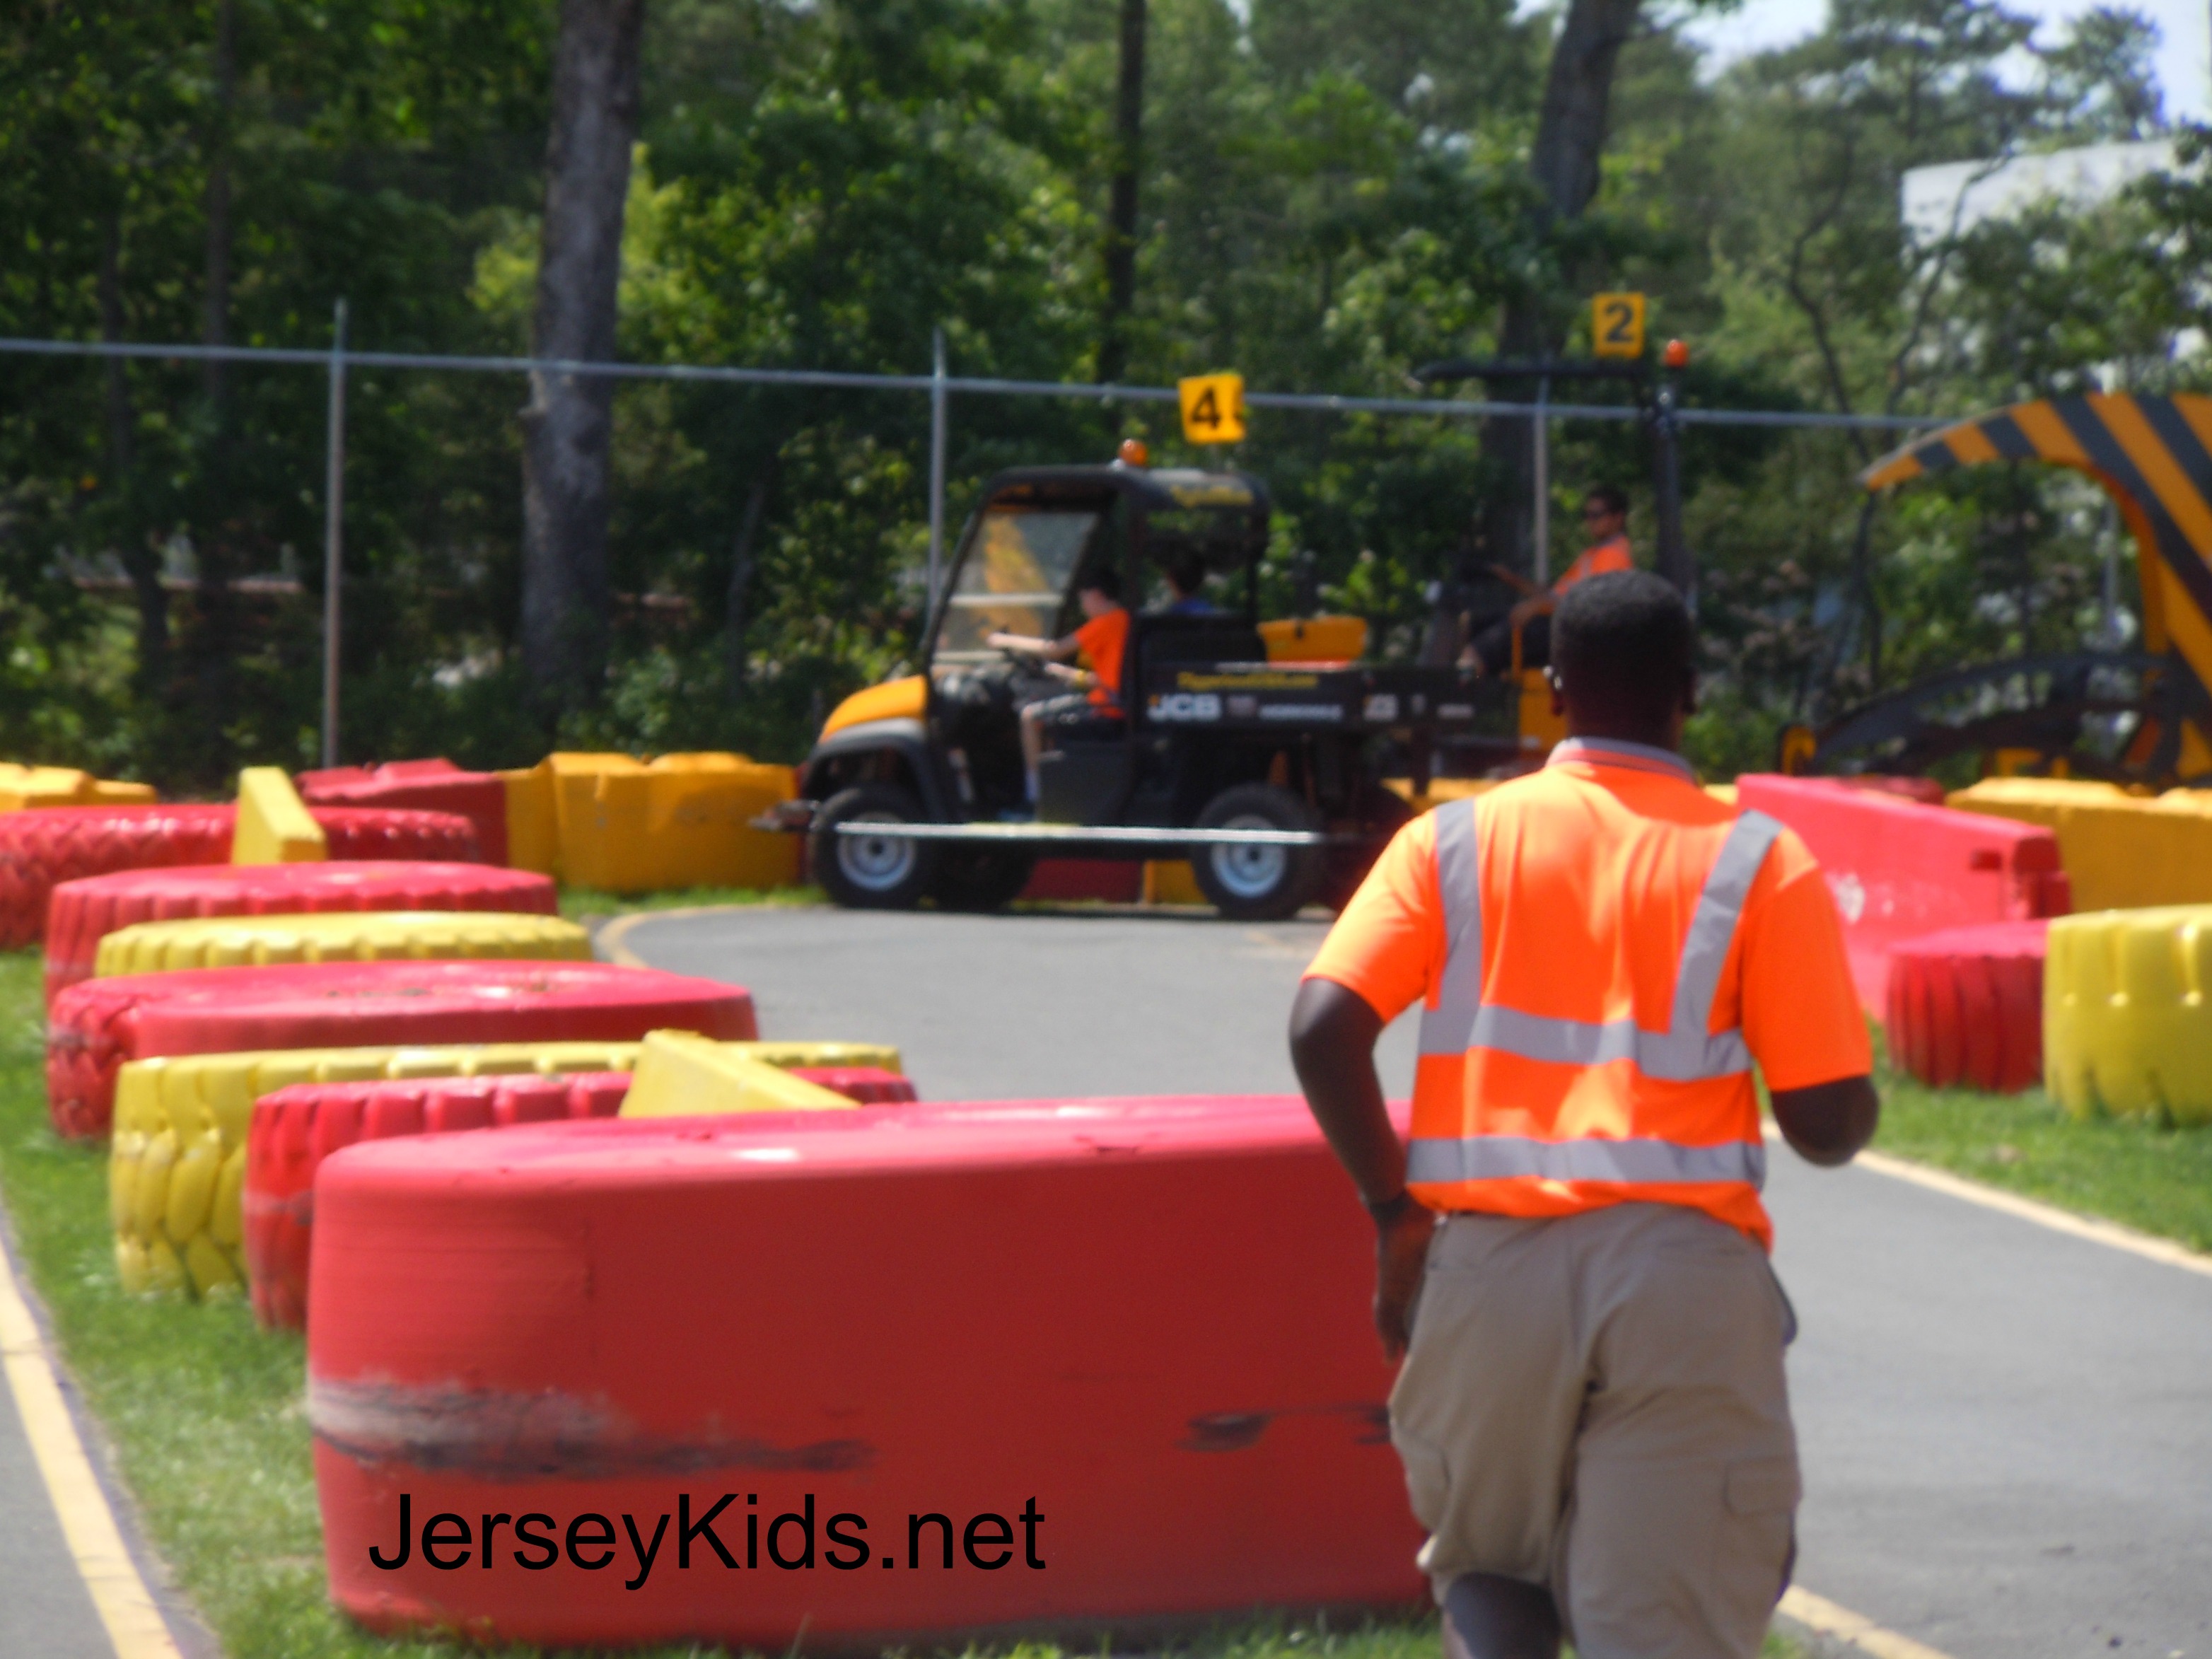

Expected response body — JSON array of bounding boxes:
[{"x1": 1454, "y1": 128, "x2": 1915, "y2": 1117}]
[
  {"x1": 1591, "y1": 293, "x2": 1646, "y2": 359},
  {"x1": 1178, "y1": 373, "x2": 1247, "y2": 444}
]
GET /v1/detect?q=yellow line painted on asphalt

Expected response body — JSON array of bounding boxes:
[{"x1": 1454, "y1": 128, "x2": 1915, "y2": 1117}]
[
  {"x1": 596, "y1": 905, "x2": 727, "y2": 969},
  {"x1": 0, "y1": 1238, "x2": 183, "y2": 1659},
  {"x1": 1853, "y1": 1147, "x2": 2212, "y2": 1281},
  {"x1": 1759, "y1": 1123, "x2": 2212, "y2": 1280},
  {"x1": 1781, "y1": 1586, "x2": 1959, "y2": 1658}
]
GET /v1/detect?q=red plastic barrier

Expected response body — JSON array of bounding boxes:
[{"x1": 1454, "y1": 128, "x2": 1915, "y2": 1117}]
[
  {"x1": 310, "y1": 805, "x2": 482, "y2": 866},
  {"x1": 0, "y1": 803, "x2": 481, "y2": 952},
  {"x1": 1018, "y1": 858, "x2": 1142, "y2": 903},
  {"x1": 301, "y1": 760, "x2": 508, "y2": 866},
  {"x1": 310, "y1": 1095, "x2": 1424, "y2": 1648},
  {"x1": 786, "y1": 1065, "x2": 917, "y2": 1105},
  {"x1": 1832, "y1": 775, "x2": 1947, "y2": 806},
  {"x1": 246, "y1": 1071, "x2": 634, "y2": 1330},
  {"x1": 1885, "y1": 921, "x2": 2048, "y2": 1095},
  {"x1": 1735, "y1": 775, "x2": 2069, "y2": 1013},
  {"x1": 45, "y1": 960, "x2": 755, "y2": 1140},
  {"x1": 0, "y1": 805, "x2": 238, "y2": 950},
  {"x1": 245, "y1": 1064, "x2": 917, "y2": 1329},
  {"x1": 43, "y1": 859, "x2": 554, "y2": 1003}
]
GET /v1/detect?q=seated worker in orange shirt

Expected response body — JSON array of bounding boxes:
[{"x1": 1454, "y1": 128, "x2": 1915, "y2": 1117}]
[
  {"x1": 1465, "y1": 486, "x2": 1634, "y2": 677},
  {"x1": 987, "y1": 569, "x2": 1130, "y2": 808}
]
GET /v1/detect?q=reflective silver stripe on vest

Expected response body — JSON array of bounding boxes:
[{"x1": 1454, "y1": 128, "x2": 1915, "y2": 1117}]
[
  {"x1": 1405, "y1": 1133, "x2": 1768, "y2": 1187},
  {"x1": 1415, "y1": 798, "x2": 1484, "y2": 1054},
  {"x1": 1415, "y1": 805, "x2": 1785, "y2": 1085}
]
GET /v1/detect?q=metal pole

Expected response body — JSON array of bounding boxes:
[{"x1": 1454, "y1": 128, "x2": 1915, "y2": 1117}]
[
  {"x1": 1651, "y1": 371, "x2": 1691, "y2": 607},
  {"x1": 1532, "y1": 376, "x2": 1550, "y2": 583},
  {"x1": 321, "y1": 298, "x2": 347, "y2": 769},
  {"x1": 927, "y1": 328, "x2": 948, "y2": 622}
]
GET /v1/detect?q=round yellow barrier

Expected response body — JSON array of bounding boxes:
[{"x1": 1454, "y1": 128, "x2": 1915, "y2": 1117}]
[
  {"x1": 93, "y1": 909, "x2": 591, "y2": 979},
  {"x1": 2044, "y1": 906, "x2": 2212, "y2": 1126},
  {"x1": 109, "y1": 1037, "x2": 902, "y2": 1299}
]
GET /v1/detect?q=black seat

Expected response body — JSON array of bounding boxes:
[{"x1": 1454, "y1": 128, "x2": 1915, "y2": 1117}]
[{"x1": 1128, "y1": 612, "x2": 1268, "y2": 688}]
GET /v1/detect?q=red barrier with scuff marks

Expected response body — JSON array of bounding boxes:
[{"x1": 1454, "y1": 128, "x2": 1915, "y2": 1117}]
[
  {"x1": 1735, "y1": 775, "x2": 2069, "y2": 1013},
  {"x1": 310, "y1": 1096, "x2": 1426, "y2": 1649}
]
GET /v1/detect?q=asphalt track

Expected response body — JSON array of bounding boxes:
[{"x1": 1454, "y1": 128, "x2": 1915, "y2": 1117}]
[{"x1": 615, "y1": 902, "x2": 2212, "y2": 1659}]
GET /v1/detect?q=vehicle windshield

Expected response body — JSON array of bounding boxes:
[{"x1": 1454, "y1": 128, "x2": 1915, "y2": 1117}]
[{"x1": 935, "y1": 506, "x2": 1102, "y2": 663}]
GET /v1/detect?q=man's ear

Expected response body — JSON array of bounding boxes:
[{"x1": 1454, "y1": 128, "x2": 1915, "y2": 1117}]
[
  {"x1": 1681, "y1": 670, "x2": 1699, "y2": 717},
  {"x1": 1548, "y1": 668, "x2": 1566, "y2": 718}
]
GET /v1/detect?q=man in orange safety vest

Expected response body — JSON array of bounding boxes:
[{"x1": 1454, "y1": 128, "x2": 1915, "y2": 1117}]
[{"x1": 1290, "y1": 569, "x2": 1878, "y2": 1659}]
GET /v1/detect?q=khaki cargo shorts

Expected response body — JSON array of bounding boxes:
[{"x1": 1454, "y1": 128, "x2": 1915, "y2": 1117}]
[{"x1": 1389, "y1": 1201, "x2": 1799, "y2": 1659}]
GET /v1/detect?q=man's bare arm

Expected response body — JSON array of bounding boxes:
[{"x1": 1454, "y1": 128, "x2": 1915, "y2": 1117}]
[
  {"x1": 1771, "y1": 1075, "x2": 1880, "y2": 1167},
  {"x1": 1290, "y1": 977, "x2": 1433, "y2": 1358}
]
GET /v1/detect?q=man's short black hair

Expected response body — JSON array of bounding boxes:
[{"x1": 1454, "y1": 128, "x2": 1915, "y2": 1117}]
[
  {"x1": 1077, "y1": 565, "x2": 1122, "y2": 602},
  {"x1": 1552, "y1": 570, "x2": 1694, "y2": 733},
  {"x1": 1165, "y1": 548, "x2": 1206, "y2": 595},
  {"x1": 1584, "y1": 484, "x2": 1629, "y2": 518}
]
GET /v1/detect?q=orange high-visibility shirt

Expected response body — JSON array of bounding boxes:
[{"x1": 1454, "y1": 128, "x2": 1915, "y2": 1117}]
[
  {"x1": 1552, "y1": 533, "x2": 1633, "y2": 595},
  {"x1": 1073, "y1": 607, "x2": 1130, "y2": 709},
  {"x1": 1305, "y1": 738, "x2": 1868, "y2": 1249}
]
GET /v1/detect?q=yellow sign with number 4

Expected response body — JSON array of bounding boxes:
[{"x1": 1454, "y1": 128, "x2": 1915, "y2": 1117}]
[
  {"x1": 1179, "y1": 373, "x2": 1247, "y2": 444},
  {"x1": 1592, "y1": 293, "x2": 1646, "y2": 359}
]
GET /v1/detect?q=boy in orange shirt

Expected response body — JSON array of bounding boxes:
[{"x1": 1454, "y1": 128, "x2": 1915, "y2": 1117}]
[{"x1": 988, "y1": 569, "x2": 1129, "y2": 807}]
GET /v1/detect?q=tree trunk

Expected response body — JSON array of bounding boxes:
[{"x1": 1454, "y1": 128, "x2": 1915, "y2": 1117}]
[
  {"x1": 520, "y1": 0, "x2": 646, "y2": 715},
  {"x1": 98, "y1": 211, "x2": 170, "y2": 698},
  {"x1": 1098, "y1": 0, "x2": 1146, "y2": 384},
  {"x1": 1484, "y1": 0, "x2": 1643, "y2": 572}
]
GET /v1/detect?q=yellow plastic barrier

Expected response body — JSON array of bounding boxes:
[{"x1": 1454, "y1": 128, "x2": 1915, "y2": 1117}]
[
  {"x1": 619, "y1": 1030, "x2": 856, "y2": 1118},
  {"x1": 110, "y1": 1035, "x2": 902, "y2": 1298},
  {"x1": 0, "y1": 764, "x2": 158, "y2": 810},
  {"x1": 1947, "y1": 779, "x2": 2212, "y2": 910},
  {"x1": 94, "y1": 910, "x2": 590, "y2": 979},
  {"x1": 508, "y1": 750, "x2": 801, "y2": 892},
  {"x1": 232, "y1": 767, "x2": 327, "y2": 864},
  {"x1": 1259, "y1": 616, "x2": 1367, "y2": 664},
  {"x1": 1141, "y1": 861, "x2": 1207, "y2": 905},
  {"x1": 498, "y1": 764, "x2": 560, "y2": 874},
  {"x1": 2045, "y1": 906, "x2": 2212, "y2": 1127}
]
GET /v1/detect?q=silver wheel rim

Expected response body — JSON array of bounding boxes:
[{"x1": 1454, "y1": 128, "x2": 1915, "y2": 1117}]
[
  {"x1": 1209, "y1": 812, "x2": 1289, "y2": 901},
  {"x1": 838, "y1": 811, "x2": 919, "y2": 892}
]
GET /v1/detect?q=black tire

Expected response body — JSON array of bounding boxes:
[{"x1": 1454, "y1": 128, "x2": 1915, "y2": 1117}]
[
  {"x1": 1190, "y1": 783, "x2": 1324, "y2": 921},
  {"x1": 929, "y1": 846, "x2": 1037, "y2": 912},
  {"x1": 812, "y1": 784, "x2": 937, "y2": 910}
]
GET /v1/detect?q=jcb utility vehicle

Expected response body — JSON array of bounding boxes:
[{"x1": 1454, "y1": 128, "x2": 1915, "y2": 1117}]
[{"x1": 774, "y1": 451, "x2": 1528, "y2": 919}]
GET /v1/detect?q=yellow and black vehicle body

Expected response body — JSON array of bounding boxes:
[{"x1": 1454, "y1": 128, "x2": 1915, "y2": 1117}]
[
  {"x1": 786, "y1": 459, "x2": 1524, "y2": 918},
  {"x1": 1785, "y1": 394, "x2": 2212, "y2": 786}
]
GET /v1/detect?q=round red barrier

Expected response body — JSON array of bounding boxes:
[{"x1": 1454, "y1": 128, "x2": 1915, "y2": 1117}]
[
  {"x1": 247, "y1": 1071, "x2": 632, "y2": 1330},
  {"x1": 310, "y1": 806, "x2": 482, "y2": 865},
  {"x1": 245, "y1": 1064, "x2": 919, "y2": 1328},
  {"x1": 0, "y1": 803, "x2": 483, "y2": 952},
  {"x1": 308, "y1": 1097, "x2": 1422, "y2": 1649},
  {"x1": 301, "y1": 764, "x2": 505, "y2": 866},
  {"x1": 43, "y1": 859, "x2": 554, "y2": 1003},
  {"x1": 46, "y1": 960, "x2": 755, "y2": 1140},
  {"x1": 1885, "y1": 920, "x2": 2049, "y2": 1093},
  {"x1": 0, "y1": 805, "x2": 235, "y2": 950}
]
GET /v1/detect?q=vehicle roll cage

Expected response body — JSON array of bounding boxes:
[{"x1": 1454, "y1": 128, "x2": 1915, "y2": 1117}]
[{"x1": 918, "y1": 464, "x2": 1272, "y2": 671}]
